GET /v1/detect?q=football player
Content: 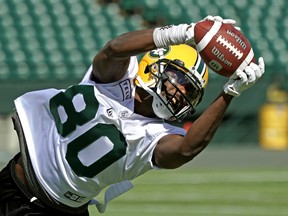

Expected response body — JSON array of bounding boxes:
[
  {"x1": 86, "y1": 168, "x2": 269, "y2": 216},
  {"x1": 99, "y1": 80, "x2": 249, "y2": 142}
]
[{"x1": 0, "y1": 16, "x2": 264, "y2": 215}]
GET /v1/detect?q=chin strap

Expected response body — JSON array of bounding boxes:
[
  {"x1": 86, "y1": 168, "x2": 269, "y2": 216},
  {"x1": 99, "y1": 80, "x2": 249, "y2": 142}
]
[
  {"x1": 135, "y1": 75, "x2": 173, "y2": 120},
  {"x1": 135, "y1": 75, "x2": 157, "y2": 97}
]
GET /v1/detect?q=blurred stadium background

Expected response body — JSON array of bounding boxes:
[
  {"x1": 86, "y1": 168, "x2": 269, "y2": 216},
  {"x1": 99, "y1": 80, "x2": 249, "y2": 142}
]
[{"x1": 0, "y1": 0, "x2": 287, "y2": 215}]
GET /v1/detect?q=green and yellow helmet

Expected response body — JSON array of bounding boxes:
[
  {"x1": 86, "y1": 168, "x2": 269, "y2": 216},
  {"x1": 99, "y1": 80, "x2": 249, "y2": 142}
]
[{"x1": 135, "y1": 44, "x2": 209, "y2": 121}]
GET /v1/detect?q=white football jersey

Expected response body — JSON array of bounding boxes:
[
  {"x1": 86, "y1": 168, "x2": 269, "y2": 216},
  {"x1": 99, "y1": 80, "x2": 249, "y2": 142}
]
[{"x1": 14, "y1": 56, "x2": 186, "y2": 209}]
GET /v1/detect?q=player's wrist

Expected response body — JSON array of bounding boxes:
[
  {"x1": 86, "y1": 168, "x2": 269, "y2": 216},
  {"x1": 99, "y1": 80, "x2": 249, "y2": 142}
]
[
  {"x1": 221, "y1": 90, "x2": 235, "y2": 100},
  {"x1": 153, "y1": 24, "x2": 192, "y2": 48},
  {"x1": 223, "y1": 84, "x2": 241, "y2": 97}
]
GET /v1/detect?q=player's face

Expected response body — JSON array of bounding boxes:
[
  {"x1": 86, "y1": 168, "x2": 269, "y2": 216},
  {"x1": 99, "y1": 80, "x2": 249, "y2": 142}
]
[
  {"x1": 160, "y1": 70, "x2": 188, "y2": 113},
  {"x1": 147, "y1": 59, "x2": 203, "y2": 120}
]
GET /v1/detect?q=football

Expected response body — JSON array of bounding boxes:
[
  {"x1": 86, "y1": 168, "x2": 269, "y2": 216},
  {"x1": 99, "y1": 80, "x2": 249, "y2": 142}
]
[{"x1": 194, "y1": 20, "x2": 255, "y2": 77}]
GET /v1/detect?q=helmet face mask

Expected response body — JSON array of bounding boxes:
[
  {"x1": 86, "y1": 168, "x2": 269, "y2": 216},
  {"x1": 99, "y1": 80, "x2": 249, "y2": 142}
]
[
  {"x1": 148, "y1": 59, "x2": 203, "y2": 121},
  {"x1": 136, "y1": 45, "x2": 208, "y2": 121}
]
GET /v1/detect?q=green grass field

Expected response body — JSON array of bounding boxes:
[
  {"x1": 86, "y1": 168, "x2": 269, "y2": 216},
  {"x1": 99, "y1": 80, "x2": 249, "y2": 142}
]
[
  {"x1": 1, "y1": 147, "x2": 287, "y2": 216},
  {"x1": 89, "y1": 168, "x2": 288, "y2": 216},
  {"x1": 88, "y1": 147, "x2": 288, "y2": 216}
]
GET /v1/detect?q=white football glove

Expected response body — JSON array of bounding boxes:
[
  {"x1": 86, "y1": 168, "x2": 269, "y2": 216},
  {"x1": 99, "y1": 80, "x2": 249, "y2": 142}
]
[
  {"x1": 185, "y1": 15, "x2": 240, "y2": 46},
  {"x1": 223, "y1": 57, "x2": 265, "y2": 97},
  {"x1": 203, "y1": 15, "x2": 240, "y2": 30}
]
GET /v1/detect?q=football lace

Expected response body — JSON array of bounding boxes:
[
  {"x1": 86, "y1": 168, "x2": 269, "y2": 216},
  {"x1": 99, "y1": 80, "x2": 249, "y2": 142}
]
[{"x1": 216, "y1": 35, "x2": 243, "y2": 60}]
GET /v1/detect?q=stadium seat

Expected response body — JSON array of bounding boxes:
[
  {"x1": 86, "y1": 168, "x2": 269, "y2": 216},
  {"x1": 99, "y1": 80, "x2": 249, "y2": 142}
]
[
  {"x1": 0, "y1": 63, "x2": 10, "y2": 80},
  {"x1": 0, "y1": 0, "x2": 287, "y2": 82}
]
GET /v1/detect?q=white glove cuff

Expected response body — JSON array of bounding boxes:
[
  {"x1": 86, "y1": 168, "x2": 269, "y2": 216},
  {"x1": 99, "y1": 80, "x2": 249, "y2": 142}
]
[
  {"x1": 185, "y1": 23, "x2": 196, "y2": 46},
  {"x1": 223, "y1": 84, "x2": 240, "y2": 97},
  {"x1": 153, "y1": 24, "x2": 193, "y2": 48}
]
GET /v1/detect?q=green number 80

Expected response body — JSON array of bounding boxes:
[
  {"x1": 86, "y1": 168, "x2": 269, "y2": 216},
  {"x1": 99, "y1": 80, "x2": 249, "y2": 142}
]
[{"x1": 50, "y1": 85, "x2": 127, "y2": 178}]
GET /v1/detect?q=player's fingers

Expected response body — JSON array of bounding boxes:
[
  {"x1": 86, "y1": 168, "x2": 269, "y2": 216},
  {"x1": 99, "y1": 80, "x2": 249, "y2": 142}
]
[
  {"x1": 203, "y1": 15, "x2": 237, "y2": 26},
  {"x1": 234, "y1": 26, "x2": 241, "y2": 31},
  {"x1": 222, "y1": 19, "x2": 236, "y2": 25},
  {"x1": 248, "y1": 63, "x2": 261, "y2": 80},
  {"x1": 244, "y1": 66, "x2": 256, "y2": 83},
  {"x1": 258, "y1": 57, "x2": 265, "y2": 75},
  {"x1": 236, "y1": 70, "x2": 248, "y2": 83},
  {"x1": 213, "y1": 16, "x2": 223, "y2": 22},
  {"x1": 203, "y1": 15, "x2": 213, "y2": 21}
]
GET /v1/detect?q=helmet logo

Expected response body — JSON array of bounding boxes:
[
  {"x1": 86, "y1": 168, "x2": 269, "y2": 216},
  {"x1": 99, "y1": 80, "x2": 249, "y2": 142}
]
[{"x1": 149, "y1": 47, "x2": 171, "y2": 58}]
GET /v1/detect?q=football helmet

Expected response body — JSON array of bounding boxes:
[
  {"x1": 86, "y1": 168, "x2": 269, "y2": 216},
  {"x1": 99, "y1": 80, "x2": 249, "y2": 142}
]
[{"x1": 135, "y1": 44, "x2": 208, "y2": 121}]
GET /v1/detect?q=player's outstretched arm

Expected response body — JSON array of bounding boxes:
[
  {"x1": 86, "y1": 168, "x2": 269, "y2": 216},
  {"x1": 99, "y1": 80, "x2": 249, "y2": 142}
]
[
  {"x1": 153, "y1": 91, "x2": 233, "y2": 169},
  {"x1": 92, "y1": 29, "x2": 156, "y2": 83},
  {"x1": 91, "y1": 15, "x2": 237, "y2": 84},
  {"x1": 153, "y1": 59, "x2": 265, "y2": 169}
]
